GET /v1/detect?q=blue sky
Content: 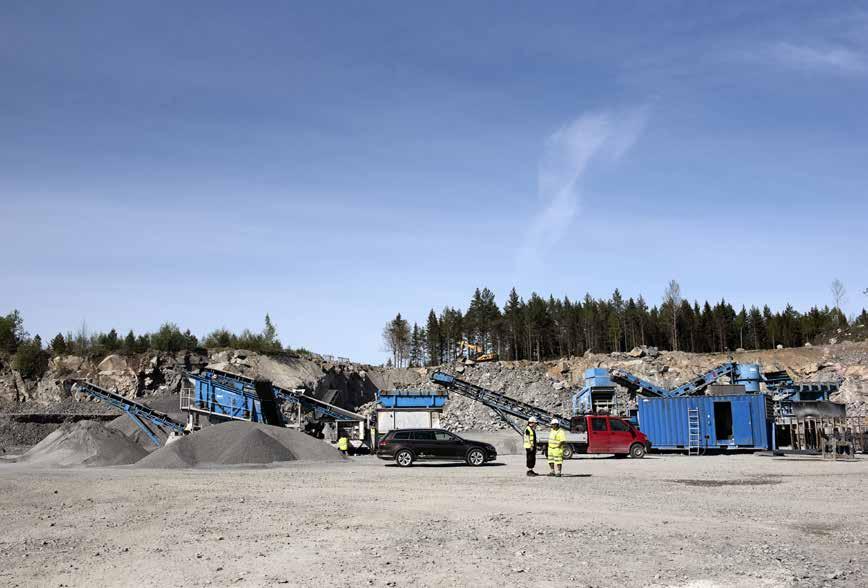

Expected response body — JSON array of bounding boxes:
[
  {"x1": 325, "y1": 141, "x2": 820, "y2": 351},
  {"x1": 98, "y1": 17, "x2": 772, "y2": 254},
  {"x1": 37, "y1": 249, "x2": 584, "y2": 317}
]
[{"x1": 2, "y1": 2, "x2": 867, "y2": 363}]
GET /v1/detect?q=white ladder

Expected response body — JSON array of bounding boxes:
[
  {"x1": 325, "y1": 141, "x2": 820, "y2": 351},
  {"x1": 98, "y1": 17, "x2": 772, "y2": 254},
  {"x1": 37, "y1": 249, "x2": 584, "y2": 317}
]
[{"x1": 688, "y1": 408, "x2": 701, "y2": 456}]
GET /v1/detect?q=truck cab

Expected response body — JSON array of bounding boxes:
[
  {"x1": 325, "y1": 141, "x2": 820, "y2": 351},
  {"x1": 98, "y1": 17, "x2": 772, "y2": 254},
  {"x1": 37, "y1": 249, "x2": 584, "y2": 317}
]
[{"x1": 538, "y1": 415, "x2": 650, "y2": 459}]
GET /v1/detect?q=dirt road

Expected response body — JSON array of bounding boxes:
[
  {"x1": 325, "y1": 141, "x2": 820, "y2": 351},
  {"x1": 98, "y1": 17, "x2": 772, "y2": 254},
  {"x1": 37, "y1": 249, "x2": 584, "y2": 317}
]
[{"x1": 0, "y1": 454, "x2": 865, "y2": 587}]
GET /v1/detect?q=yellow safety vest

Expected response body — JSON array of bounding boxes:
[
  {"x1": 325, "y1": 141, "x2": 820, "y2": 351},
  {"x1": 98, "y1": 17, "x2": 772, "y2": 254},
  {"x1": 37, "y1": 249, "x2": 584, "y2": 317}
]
[
  {"x1": 524, "y1": 426, "x2": 536, "y2": 449},
  {"x1": 338, "y1": 437, "x2": 349, "y2": 451},
  {"x1": 547, "y1": 429, "x2": 567, "y2": 457}
]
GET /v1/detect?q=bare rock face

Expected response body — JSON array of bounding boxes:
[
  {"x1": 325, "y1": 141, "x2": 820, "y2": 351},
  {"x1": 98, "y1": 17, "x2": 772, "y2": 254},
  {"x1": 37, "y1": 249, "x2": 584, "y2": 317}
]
[{"x1": 96, "y1": 354, "x2": 138, "y2": 398}]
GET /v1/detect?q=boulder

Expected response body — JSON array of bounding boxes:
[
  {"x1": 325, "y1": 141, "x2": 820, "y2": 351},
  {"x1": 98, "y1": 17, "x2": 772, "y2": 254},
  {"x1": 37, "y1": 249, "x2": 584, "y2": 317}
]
[
  {"x1": 98, "y1": 354, "x2": 128, "y2": 373},
  {"x1": 628, "y1": 347, "x2": 645, "y2": 358},
  {"x1": 52, "y1": 355, "x2": 86, "y2": 373}
]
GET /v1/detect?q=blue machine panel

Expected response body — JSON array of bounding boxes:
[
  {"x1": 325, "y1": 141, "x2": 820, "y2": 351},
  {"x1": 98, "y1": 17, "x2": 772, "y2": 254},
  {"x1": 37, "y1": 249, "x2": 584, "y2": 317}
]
[
  {"x1": 377, "y1": 391, "x2": 447, "y2": 408},
  {"x1": 582, "y1": 368, "x2": 613, "y2": 388},
  {"x1": 734, "y1": 363, "x2": 762, "y2": 393},
  {"x1": 190, "y1": 374, "x2": 265, "y2": 423},
  {"x1": 637, "y1": 394, "x2": 772, "y2": 451}
]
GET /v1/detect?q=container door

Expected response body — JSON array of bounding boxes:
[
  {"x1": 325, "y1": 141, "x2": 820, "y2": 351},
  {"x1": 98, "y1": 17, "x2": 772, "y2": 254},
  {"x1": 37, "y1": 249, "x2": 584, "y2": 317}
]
[{"x1": 731, "y1": 400, "x2": 754, "y2": 446}]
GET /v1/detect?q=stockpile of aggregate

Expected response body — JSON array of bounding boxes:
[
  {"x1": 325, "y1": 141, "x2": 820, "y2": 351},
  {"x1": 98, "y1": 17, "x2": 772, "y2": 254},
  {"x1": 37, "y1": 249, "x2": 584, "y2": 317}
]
[
  {"x1": 17, "y1": 420, "x2": 148, "y2": 466},
  {"x1": 135, "y1": 421, "x2": 343, "y2": 468}
]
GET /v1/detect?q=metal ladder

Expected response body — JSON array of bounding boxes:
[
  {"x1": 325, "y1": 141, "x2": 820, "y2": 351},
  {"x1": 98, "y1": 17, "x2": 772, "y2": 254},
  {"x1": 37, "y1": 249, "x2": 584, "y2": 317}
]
[{"x1": 687, "y1": 408, "x2": 701, "y2": 455}]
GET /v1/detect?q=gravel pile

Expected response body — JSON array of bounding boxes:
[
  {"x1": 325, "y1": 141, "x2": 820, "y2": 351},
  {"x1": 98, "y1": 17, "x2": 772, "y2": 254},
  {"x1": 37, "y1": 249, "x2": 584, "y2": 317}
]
[
  {"x1": 16, "y1": 420, "x2": 147, "y2": 466},
  {"x1": 135, "y1": 421, "x2": 343, "y2": 468}
]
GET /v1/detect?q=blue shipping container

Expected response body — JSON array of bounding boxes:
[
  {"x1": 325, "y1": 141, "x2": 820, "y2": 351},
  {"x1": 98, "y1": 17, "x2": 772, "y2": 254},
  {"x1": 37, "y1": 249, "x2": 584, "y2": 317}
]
[{"x1": 637, "y1": 394, "x2": 773, "y2": 450}]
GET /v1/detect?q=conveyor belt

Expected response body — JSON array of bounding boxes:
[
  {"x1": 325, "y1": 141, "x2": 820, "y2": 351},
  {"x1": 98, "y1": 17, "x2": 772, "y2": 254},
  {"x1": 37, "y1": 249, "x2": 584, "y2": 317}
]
[
  {"x1": 430, "y1": 371, "x2": 570, "y2": 432},
  {"x1": 73, "y1": 381, "x2": 184, "y2": 447}
]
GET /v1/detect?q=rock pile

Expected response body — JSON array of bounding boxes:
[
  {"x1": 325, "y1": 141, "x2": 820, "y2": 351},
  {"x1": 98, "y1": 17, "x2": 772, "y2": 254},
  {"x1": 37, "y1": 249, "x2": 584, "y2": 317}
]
[
  {"x1": 135, "y1": 421, "x2": 344, "y2": 468},
  {"x1": 16, "y1": 420, "x2": 147, "y2": 466}
]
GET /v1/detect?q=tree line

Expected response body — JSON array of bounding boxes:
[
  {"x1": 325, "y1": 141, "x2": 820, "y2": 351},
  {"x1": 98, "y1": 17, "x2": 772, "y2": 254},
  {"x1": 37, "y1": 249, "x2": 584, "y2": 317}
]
[
  {"x1": 382, "y1": 281, "x2": 868, "y2": 367},
  {"x1": 0, "y1": 311, "x2": 301, "y2": 380}
]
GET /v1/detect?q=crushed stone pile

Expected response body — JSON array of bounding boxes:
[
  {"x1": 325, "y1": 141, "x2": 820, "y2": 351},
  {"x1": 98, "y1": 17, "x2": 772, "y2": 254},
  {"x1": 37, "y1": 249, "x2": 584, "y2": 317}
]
[
  {"x1": 135, "y1": 421, "x2": 343, "y2": 468},
  {"x1": 17, "y1": 420, "x2": 147, "y2": 466}
]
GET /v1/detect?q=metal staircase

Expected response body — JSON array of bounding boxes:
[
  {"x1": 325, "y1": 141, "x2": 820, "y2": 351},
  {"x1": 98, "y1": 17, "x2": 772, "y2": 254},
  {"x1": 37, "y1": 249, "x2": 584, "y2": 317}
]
[
  {"x1": 687, "y1": 408, "x2": 701, "y2": 455},
  {"x1": 73, "y1": 380, "x2": 185, "y2": 447},
  {"x1": 430, "y1": 371, "x2": 570, "y2": 433}
]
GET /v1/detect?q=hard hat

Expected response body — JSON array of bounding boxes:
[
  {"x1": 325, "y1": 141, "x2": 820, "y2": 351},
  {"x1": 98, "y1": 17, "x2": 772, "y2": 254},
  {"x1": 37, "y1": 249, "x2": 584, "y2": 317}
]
[
  {"x1": 528, "y1": 417, "x2": 538, "y2": 424},
  {"x1": 550, "y1": 418, "x2": 559, "y2": 426}
]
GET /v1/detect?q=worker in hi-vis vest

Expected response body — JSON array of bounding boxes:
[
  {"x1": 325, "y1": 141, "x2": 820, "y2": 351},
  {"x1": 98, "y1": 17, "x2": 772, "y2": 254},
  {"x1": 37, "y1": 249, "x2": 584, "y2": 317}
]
[
  {"x1": 524, "y1": 417, "x2": 539, "y2": 477},
  {"x1": 546, "y1": 418, "x2": 567, "y2": 477},
  {"x1": 337, "y1": 434, "x2": 349, "y2": 456}
]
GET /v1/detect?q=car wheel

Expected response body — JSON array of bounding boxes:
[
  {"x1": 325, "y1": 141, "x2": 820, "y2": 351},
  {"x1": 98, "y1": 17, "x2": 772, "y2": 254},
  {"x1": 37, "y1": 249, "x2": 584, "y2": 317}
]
[
  {"x1": 629, "y1": 443, "x2": 646, "y2": 459},
  {"x1": 562, "y1": 444, "x2": 574, "y2": 460},
  {"x1": 466, "y1": 448, "x2": 485, "y2": 466},
  {"x1": 395, "y1": 449, "x2": 414, "y2": 467}
]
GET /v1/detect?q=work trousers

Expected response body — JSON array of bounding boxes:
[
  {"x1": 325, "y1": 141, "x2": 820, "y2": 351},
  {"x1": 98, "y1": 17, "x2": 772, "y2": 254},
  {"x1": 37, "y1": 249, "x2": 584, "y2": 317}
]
[{"x1": 526, "y1": 447, "x2": 536, "y2": 470}]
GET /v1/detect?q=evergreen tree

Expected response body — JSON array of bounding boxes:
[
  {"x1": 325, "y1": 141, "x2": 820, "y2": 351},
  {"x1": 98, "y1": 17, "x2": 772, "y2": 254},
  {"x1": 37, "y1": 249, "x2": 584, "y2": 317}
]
[
  {"x1": 50, "y1": 333, "x2": 68, "y2": 355},
  {"x1": 503, "y1": 288, "x2": 524, "y2": 360},
  {"x1": 122, "y1": 330, "x2": 137, "y2": 355},
  {"x1": 425, "y1": 309, "x2": 443, "y2": 366},
  {"x1": 409, "y1": 323, "x2": 425, "y2": 367}
]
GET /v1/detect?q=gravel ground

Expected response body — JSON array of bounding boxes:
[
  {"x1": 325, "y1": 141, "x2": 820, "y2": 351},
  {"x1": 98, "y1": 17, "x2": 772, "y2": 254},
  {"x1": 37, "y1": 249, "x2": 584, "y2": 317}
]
[{"x1": 0, "y1": 453, "x2": 865, "y2": 587}]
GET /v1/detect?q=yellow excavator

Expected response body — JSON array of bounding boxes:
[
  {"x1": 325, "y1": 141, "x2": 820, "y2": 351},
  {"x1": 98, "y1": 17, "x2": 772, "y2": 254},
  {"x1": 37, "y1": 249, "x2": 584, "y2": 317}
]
[{"x1": 457, "y1": 340, "x2": 498, "y2": 363}]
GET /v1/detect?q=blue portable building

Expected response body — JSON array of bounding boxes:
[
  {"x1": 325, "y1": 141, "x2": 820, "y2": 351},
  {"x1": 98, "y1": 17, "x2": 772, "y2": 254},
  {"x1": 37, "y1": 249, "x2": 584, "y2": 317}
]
[{"x1": 637, "y1": 394, "x2": 774, "y2": 451}]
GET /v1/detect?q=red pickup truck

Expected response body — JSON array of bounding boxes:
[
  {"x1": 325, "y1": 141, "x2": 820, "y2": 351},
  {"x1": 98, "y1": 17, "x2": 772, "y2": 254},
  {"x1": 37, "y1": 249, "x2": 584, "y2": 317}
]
[{"x1": 538, "y1": 415, "x2": 651, "y2": 459}]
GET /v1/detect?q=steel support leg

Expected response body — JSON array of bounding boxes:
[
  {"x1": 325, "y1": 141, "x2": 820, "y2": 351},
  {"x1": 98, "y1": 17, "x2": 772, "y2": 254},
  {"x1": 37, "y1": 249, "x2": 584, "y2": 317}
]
[
  {"x1": 492, "y1": 406, "x2": 524, "y2": 436},
  {"x1": 125, "y1": 411, "x2": 162, "y2": 447}
]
